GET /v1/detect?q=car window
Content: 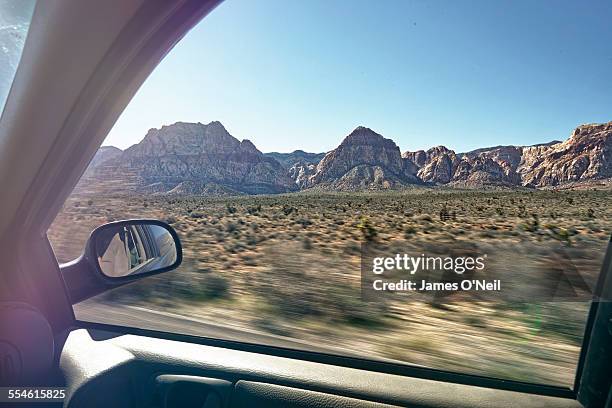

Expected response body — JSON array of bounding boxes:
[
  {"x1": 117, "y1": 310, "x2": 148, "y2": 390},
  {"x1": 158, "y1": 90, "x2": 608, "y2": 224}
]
[
  {"x1": 0, "y1": 0, "x2": 36, "y2": 116},
  {"x1": 47, "y1": 0, "x2": 612, "y2": 388}
]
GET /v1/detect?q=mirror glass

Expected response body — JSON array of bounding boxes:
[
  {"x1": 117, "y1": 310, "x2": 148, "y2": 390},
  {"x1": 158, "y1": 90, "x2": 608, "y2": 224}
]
[{"x1": 93, "y1": 223, "x2": 178, "y2": 278}]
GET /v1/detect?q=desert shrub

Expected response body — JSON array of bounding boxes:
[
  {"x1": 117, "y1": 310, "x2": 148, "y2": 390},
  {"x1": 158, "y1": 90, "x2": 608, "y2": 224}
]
[
  {"x1": 245, "y1": 233, "x2": 258, "y2": 246},
  {"x1": 282, "y1": 204, "x2": 296, "y2": 216},
  {"x1": 404, "y1": 225, "x2": 417, "y2": 237},
  {"x1": 555, "y1": 228, "x2": 571, "y2": 245},
  {"x1": 296, "y1": 217, "x2": 312, "y2": 227},
  {"x1": 302, "y1": 236, "x2": 313, "y2": 249},
  {"x1": 357, "y1": 217, "x2": 377, "y2": 242},
  {"x1": 342, "y1": 241, "x2": 361, "y2": 254},
  {"x1": 439, "y1": 205, "x2": 451, "y2": 221},
  {"x1": 225, "y1": 242, "x2": 245, "y2": 254},
  {"x1": 520, "y1": 214, "x2": 539, "y2": 233},
  {"x1": 545, "y1": 224, "x2": 576, "y2": 245},
  {"x1": 241, "y1": 255, "x2": 258, "y2": 266},
  {"x1": 247, "y1": 205, "x2": 261, "y2": 215},
  {"x1": 226, "y1": 204, "x2": 237, "y2": 214},
  {"x1": 191, "y1": 273, "x2": 230, "y2": 300}
]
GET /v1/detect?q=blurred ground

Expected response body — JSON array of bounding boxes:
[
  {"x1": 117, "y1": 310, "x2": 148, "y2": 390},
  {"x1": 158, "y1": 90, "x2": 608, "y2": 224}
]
[{"x1": 48, "y1": 188, "x2": 611, "y2": 386}]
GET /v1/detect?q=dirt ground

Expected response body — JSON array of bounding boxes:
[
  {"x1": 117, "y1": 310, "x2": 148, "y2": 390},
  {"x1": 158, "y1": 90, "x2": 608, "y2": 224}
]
[{"x1": 48, "y1": 188, "x2": 611, "y2": 386}]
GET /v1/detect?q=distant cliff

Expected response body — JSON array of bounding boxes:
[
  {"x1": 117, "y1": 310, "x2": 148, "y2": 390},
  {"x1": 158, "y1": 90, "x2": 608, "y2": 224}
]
[
  {"x1": 401, "y1": 122, "x2": 611, "y2": 188},
  {"x1": 82, "y1": 120, "x2": 612, "y2": 195},
  {"x1": 84, "y1": 121, "x2": 297, "y2": 195}
]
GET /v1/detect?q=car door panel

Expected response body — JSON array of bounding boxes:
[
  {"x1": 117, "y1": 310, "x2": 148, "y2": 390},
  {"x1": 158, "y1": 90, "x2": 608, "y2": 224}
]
[{"x1": 60, "y1": 329, "x2": 583, "y2": 408}]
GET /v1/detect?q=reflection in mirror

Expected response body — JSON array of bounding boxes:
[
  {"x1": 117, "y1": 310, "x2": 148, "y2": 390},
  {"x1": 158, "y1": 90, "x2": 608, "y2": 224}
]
[{"x1": 94, "y1": 223, "x2": 177, "y2": 278}]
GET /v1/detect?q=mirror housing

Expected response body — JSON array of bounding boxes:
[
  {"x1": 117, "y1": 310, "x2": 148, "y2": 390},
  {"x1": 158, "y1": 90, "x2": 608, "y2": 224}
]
[{"x1": 59, "y1": 219, "x2": 182, "y2": 304}]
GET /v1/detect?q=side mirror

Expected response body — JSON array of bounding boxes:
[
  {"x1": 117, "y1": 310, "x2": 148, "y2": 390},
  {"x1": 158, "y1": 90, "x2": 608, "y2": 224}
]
[
  {"x1": 93, "y1": 221, "x2": 180, "y2": 278},
  {"x1": 60, "y1": 219, "x2": 182, "y2": 304}
]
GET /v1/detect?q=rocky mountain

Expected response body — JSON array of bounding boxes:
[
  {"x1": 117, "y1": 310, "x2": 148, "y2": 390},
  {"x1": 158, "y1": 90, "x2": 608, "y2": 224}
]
[
  {"x1": 519, "y1": 122, "x2": 611, "y2": 187},
  {"x1": 84, "y1": 121, "x2": 297, "y2": 195},
  {"x1": 304, "y1": 126, "x2": 420, "y2": 190},
  {"x1": 399, "y1": 145, "x2": 521, "y2": 187},
  {"x1": 88, "y1": 146, "x2": 122, "y2": 169},
  {"x1": 401, "y1": 122, "x2": 611, "y2": 188},
  {"x1": 264, "y1": 150, "x2": 327, "y2": 187},
  {"x1": 84, "y1": 120, "x2": 611, "y2": 195},
  {"x1": 403, "y1": 146, "x2": 459, "y2": 184},
  {"x1": 264, "y1": 150, "x2": 326, "y2": 168}
]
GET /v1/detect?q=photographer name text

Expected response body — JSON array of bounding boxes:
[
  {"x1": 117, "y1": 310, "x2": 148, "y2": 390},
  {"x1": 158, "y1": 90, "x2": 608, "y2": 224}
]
[{"x1": 372, "y1": 279, "x2": 501, "y2": 291}]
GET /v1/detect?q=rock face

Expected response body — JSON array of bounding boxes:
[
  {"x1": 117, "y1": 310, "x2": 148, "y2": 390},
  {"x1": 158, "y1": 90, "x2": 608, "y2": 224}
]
[
  {"x1": 86, "y1": 121, "x2": 297, "y2": 195},
  {"x1": 305, "y1": 126, "x2": 420, "y2": 190},
  {"x1": 85, "y1": 120, "x2": 611, "y2": 195},
  {"x1": 405, "y1": 146, "x2": 458, "y2": 184},
  {"x1": 264, "y1": 150, "x2": 326, "y2": 168},
  {"x1": 518, "y1": 123, "x2": 612, "y2": 187},
  {"x1": 88, "y1": 146, "x2": 122, "y2": 168},
  {"x1": 401, "y1": 122, "x2": 611, "y2": 188},
  {"x1": 289, "y1": 162, "x2": 318, "y2": 189},
  {"x1": 264, "y1": 150, "x2": 326, "y2": 188}
]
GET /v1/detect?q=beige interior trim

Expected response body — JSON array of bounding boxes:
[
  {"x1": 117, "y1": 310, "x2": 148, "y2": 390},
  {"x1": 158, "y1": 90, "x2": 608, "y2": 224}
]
[{"x1": 0, "y1": 0, "x2": 145, "y2": 237}]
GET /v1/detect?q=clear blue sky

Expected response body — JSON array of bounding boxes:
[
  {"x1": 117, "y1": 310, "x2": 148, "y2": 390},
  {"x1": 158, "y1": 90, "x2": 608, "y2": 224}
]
[{"x1": 103, "y1": 0, "x2": 612, "y2": 153}]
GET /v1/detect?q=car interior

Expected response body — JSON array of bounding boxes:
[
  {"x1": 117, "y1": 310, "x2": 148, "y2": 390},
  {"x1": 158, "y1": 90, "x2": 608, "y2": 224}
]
[{"x1": 0, "y1": 1, "x2": 611, "y2": 407}]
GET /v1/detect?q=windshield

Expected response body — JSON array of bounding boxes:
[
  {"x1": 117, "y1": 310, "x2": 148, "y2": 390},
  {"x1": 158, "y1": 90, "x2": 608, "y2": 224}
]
[{"x1": 0, "y1": 0, "x2": 36, "y2": 115}]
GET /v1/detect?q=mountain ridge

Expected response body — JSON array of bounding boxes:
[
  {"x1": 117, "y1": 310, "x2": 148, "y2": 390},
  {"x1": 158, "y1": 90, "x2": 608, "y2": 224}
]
[{"x1": 86, "y1": 120, "x2": 612, "y2": 195}]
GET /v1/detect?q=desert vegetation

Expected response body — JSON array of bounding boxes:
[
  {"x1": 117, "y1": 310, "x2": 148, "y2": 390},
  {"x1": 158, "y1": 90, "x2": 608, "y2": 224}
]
[{"x1": 48, "y1": 188, "x2": 611, "y2": 386}]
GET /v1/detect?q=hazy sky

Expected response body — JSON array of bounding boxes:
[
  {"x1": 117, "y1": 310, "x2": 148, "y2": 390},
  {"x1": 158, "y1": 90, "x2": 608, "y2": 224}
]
[{"x1": 103, "y1": 0, "x2": 612, "y2": 153}]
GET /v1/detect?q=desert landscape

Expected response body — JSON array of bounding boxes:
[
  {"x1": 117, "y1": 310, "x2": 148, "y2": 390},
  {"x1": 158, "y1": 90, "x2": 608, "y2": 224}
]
[{"x1": 48, "y1": 120, "x2": 611, "y2": 387}]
